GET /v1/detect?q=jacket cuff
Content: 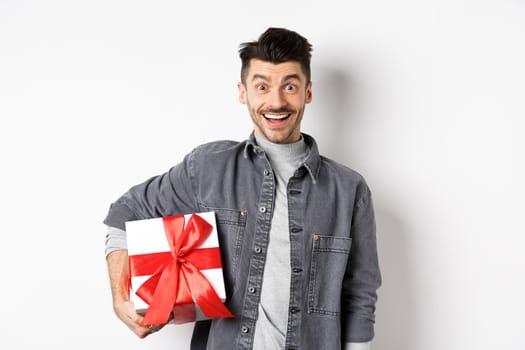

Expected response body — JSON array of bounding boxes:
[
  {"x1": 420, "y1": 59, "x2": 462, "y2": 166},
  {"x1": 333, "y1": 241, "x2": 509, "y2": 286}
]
[{"x1": 343, "y1": 314, "x2": 375, "y2": 342}]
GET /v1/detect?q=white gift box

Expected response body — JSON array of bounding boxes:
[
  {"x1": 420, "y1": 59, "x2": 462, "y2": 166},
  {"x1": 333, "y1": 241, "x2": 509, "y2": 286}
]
[{"x1": 125, "y1": 211, "x2": 228, "y2": 324}]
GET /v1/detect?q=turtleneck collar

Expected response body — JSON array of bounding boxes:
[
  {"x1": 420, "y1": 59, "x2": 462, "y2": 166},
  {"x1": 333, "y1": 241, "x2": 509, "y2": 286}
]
[{"x1": 253, "y1": 134, "x2": 309, "y2": 165}]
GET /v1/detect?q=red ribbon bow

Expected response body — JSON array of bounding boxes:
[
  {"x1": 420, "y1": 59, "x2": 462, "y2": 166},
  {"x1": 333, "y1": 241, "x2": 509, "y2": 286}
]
[{"x1": 129, "y1": 214, "x2": 234, "y2": 325}]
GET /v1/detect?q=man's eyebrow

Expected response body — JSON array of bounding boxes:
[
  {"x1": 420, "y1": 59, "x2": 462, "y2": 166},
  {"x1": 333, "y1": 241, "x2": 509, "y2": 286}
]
[
  {"x1": 251, "y1": 74, "x2": 269, "y2": 82},
  {"x1": 250, "y1": 73, "x2": 303, "y2": 82},
  {"x1": 282, "y1": 74, "x2": 302, "y2": 82}
]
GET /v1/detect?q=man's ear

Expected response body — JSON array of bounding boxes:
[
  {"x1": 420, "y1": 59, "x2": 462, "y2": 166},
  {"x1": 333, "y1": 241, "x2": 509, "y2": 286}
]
[
  {"x1": 305, "y1": 81, "x2": 313, "y2": 104},
  {"x1": 237, "y1": 82, "x2": 247, "y2": 104}
]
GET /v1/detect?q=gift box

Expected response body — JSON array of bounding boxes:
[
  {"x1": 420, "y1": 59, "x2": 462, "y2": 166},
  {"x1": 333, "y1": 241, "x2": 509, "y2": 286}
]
[{"x1": 126, "y1": 212, "x2": 233, "y2": 325}]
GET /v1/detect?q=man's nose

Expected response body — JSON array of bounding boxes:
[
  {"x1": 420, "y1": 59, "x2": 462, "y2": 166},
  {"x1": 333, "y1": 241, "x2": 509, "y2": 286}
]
[{"x1": 266, "y1": 89, "x2": 286, "y2": 109}]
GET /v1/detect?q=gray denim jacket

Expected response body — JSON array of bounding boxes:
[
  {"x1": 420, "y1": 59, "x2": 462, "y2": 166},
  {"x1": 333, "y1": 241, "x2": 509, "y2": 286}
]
[{"x1": 103, "y1": 132, "x2": 381, "y2": 350}]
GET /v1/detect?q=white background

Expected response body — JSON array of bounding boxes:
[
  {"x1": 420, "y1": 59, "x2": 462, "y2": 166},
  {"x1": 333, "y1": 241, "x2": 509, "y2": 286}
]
[{"x1": 1, "y1": 1, "x2": 524, "y2": 349}]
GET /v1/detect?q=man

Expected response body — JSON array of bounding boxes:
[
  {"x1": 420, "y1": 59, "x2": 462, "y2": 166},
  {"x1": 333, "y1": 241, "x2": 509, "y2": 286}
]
[{"x1": 104, "y1": 27, "x2": 381, "y2": 350}]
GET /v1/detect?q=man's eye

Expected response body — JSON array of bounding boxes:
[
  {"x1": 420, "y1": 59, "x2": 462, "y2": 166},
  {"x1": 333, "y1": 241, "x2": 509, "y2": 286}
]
[
  {"x1": 257, "y1": 85, "x2": 267, "y2": 91},
  {"x1": 284, "y1": 84, "x2": 295, "y2": 91}
]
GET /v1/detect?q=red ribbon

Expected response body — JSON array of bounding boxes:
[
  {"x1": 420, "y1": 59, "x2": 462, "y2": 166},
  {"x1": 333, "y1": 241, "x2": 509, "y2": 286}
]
[{"x1": 129, "y1": 214, "x2": 234, "y2": 325}]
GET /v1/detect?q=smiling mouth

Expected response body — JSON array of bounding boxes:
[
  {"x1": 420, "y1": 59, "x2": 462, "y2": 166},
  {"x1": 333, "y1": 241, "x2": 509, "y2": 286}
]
[{"x1": 263, "y1": 113, "x2": 291, "y2": 121}]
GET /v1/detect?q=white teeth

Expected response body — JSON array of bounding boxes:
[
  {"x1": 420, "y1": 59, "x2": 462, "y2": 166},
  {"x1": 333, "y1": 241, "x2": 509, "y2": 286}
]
[{"x1": 264, "y1": 114, "x2": 289, "y2": 120}]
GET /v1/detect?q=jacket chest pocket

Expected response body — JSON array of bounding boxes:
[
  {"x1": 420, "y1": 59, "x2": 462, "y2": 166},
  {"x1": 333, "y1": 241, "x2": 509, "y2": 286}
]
[{"x1": 308, "y1": 235, "x2": 352, "y2": 316}]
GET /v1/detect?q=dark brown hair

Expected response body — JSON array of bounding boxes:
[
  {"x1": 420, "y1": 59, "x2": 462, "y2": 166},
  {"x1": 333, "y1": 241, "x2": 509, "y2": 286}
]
[{"x1": 239, "y1": 27, "x2": 312, "y2": 83}]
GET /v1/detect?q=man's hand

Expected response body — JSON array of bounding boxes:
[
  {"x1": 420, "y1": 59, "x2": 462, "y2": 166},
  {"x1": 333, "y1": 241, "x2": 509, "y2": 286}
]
[{"x1": 113, "y1": 300, "x2": 164, "y2": 338}]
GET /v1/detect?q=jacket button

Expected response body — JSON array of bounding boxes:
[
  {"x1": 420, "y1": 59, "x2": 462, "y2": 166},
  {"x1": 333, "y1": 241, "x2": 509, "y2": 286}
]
[
  {"x1": 292, "y1": 267, "x2": 303, "y2": 273},
  {"x1": 259, "y1": 206, "x2": 266, "y2": 213},
  {"x1": 241, "y1": 326, "x2": 249, "y2": 333},
  {"x1": 263, "y1": 169, "x2": 270, "y2": 176},
  {"x1": 254, "y1": 246, "x2": 262, "y2": 254},
  {"x1": 248, "y1": 287, "x2": 256, "y2": 294}
]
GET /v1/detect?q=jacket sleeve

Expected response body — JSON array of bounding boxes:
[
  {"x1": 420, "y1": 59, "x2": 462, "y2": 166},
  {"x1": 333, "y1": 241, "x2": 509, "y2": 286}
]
[
  {"x1": 341, "y1": 185, "x2": 382, "y2": 342},
  {"x1": 103, "y1": 152, "x2": 198, "y2": 230}
]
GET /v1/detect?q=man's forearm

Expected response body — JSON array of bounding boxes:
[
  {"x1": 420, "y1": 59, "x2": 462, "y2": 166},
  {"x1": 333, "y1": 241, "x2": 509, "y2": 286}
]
[
  {"x1": 106, "y1": 249, "x2": 154, "y2": 337},
  {"x1": 106, "y1": 249, "x2": 130, "y2": 307}
]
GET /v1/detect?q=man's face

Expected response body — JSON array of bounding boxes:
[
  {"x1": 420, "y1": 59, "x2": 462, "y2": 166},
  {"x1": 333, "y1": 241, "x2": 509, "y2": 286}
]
[{"x1": 238, "y1": 59, "x2": 312, "y2": 144}]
